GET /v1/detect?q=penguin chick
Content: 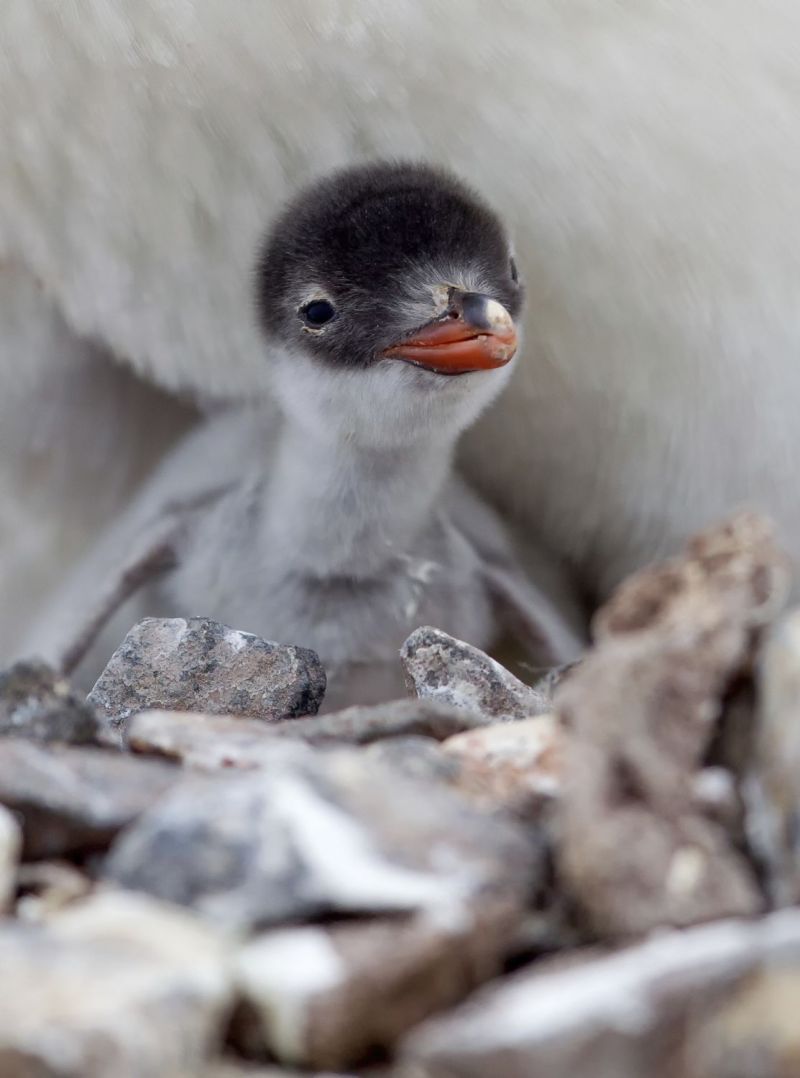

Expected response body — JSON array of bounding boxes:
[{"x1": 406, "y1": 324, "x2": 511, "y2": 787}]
[{"x1": 25, "y1": 162, "x2": 585, "y2": 705}]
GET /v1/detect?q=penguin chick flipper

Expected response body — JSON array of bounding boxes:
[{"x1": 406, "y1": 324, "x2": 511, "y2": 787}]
[{"x1": 443, "y1": 473, "x2": 588, "y2": 670}]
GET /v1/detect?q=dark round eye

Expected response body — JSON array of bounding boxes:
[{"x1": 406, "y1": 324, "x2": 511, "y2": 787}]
[
  {"x1": 300, "y1": 299, "x2": 336, "y2": 327},
  {"x1": 509, "y1": 257, "x2": 519, "y2": 284}
]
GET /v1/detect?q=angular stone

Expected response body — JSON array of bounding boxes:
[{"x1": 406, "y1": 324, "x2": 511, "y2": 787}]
[
  {"x1": 441, "y1": 714, "x2": 563, "y2": 814},
  {"x1": 554, "y1": 514, "x2": 786, "y2": 937},
  {"x1": 126, "y1": 699, "x2": 492, "y2": 770},
  {"x1": 0, "y1": 739, "x2": 178, "y2": 858},
  {"x1": 401, "y1": 627, "x2": 549, "y2": 721},
  {"x1": 104, "y1": 743, "x2": 541, "y2": 936},
  {"x1": 0, "y1": 803, "x2": 20, "y2": 913},
  {"x1": 400, "y1": 910, "x2": 800, "y2": 1078},
  {"x1": 744, "y1": 607, "x2": 800, "y2": 907},
  {"x1": 88, "y1": 617, "x2": 326, "y2": 739},
  {"x1": 0, "y1": 891, "x2": 231, "y2": 1078},
  {"x1": 233, "y1": 903, "x2": 523, "y2": 1070},
  {"x1": 0, "y1": 660, "x2": 99, "y2": 744}
]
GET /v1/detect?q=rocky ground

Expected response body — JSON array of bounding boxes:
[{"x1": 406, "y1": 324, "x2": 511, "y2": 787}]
[{"x1": 1, "y1": 512, "x2": 799, "y2": 1077}]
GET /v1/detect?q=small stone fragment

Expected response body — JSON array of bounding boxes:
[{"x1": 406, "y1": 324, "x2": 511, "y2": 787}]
[
  {"x1": 233, "y1": 904, "x2": 523, "y2": 1070},
  {"x1": 441, "y1": 714, "x2": 563, "y2": 814},
  {"x1": 15, "y1": 860, "x2": 92, "y2": 921},
  {"x1": 104, "y1": 744, "x2": 540, "y2": 936},
  {"x1": 0, "y1": 803, "x2": 21, "y2": 913},
  {"x1": 364, "y1": 736, "x2": 464, "y2": 788},
  {"x1": 126, "y1": 699, "x2": 492, "y2": 770},
  {"x1": 555, "y1": 514, "x2": 785, "y2": 937},
  {"x1": 88, "y1": 617, "x2": 326, "y2": 739},
  {"x1": 400, "y1": 909, "x2": 800, "y2": 1078},
  {"x1": 0, "y1": 891, "x2": 231, "y2": 1078},
  {"x1": 0, "y1": 739, "x2": 178, "y2": 858},
  {"x1": 0, "y1": 660, "x2": 99, "y2": 744},
  {"x1": 401, "y1": 626, "x2": 549, "y2": 721},
  {"x1": 745, "y1": 607, "x2": 800, "y2": 905}
]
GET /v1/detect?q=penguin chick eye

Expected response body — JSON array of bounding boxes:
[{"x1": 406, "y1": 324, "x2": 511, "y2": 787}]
[
  {"x1": 300, "y1": 299, "x2": 336, "y2": 328},
  {"x1": 509, "y1": 257, "x2": 519, "y2": 284}
]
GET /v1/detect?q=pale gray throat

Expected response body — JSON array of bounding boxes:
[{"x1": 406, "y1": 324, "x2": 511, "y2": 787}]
[{"x1": 257, "y1": 417, "x2": 455, "y2": 581}]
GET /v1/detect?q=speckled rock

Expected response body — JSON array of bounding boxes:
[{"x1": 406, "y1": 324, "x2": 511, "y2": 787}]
[
  {"x1": 233, "y1": 903, "x2": 524, "y2": 1070},
  {"x1": 746, "y1": 607, "x2": 800, "y2": 905},
  {"x1": 401, "y1": 627, "x2": 549, "y2": 721},
  {"x1": 0, "y1": 739, "x2": 178, "y2": 858},
  {"x1": 400, "y1": 910, "x2": 800, "y2": 1078},
  {"x1": 104, "y1": 743, "x2": 541, "y2": 937},
  {"x1": 0, "y1": 891, "x2": 231, "y2": 1078},
  {"x1": 125, "y1": 700, "x2": 492, "y2": 771},
  {"x1": 0, "y1": 804, "x2": 21, "y2": 913},
  {"x1": 441, "y1": 714, "x2": 563, "y2": 814},
  {"x1": 555, "y1": 513, "x2": 787, "y2": 938},
  {"x1": 0, "y1": 660, "x2": 99, "y2": 744},
  {"x1": 88, "y1": 617, "x2": 326, "y2": 740}
]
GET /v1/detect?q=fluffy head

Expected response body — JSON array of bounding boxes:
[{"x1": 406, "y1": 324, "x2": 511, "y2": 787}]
[{"x1": 255, "y1": 160, "x2": 524, "y2": 447}]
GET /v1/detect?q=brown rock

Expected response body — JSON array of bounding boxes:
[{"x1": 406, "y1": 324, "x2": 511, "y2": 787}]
[
  {"x1": 401, "y1": 626, "x2": 549, "y2": 721},
  {"x1": 125, "y1": 699, "x2": 492, "y2": 770},
  {"x1": 400, "y1": 910, "x2": 800, "y2": 1078},
  {"x1": 555, "y1": 513, "x2": 787, "y2": 938},
  {"x1": 0, "y1": 660, "x2": 99, "y2": 744},
  {"x1": 441, "y1": 714, "x2": 563, "y2": 814},
  {"x1": 0, "y1": 891, "x2": 231, "y2": 1078},
  {"x1": 104, "y1": 743, "x2": 541, "y2": 936},
  {"x1": 233, "y1": 903, "x2": 523, "y2": 1070},
  {"x1": 88, "y1": 617, "x2": 326, "y2": 741},
  {"x1": 0, "y1": 739, "x2": 178, "y2": 858}
]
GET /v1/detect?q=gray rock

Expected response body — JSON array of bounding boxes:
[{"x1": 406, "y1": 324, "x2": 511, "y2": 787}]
[
  {"x1": 401, "y1": 627, "x2": 549, "y2": 721},
  {"x1": 400, "y1": 909, "x2": 800, "y2": 1078},
  {"x1": 104, "y1": 743, "x2": 541, "y2": 936},
  {"x1": 125, "y1": 699, "x2": 492, "y2": 771},
  {"x1": 0, "y1": 891, "x2": 231, "y2": 1078},
  {"x1": 233, "y1": 904, "x2": 524, "y2": 1070},
  {"x1": 746, "y1": 607, "x2": 800, "y2": 905},
  {"x1": 88, "y1": 617, "x2": 326, "y2": 739},
  {"x1": 0, "y1": 660, "x2": 99, "y2": 743},
  {"x1": 0, "y1": 739, "x2": 178, "y2": 858},
  {"x1": 554, "y1": 514, "x2": 786, "y2": 937},
  {"x1": 0, "y1": 803, "x2": 20, "y2": 913}
]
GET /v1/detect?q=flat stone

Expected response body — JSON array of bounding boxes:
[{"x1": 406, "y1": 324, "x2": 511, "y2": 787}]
[
  {"x1": 233, "y1": 904, "x2": 524, "y2": 1070},
  {"x1": 0, "y1": 891, "x2": 231, "y2": 1078},
  {"x1": 401, "y1": 626, "x2": 549, "y2": 721},
  {"x1": 554, "y1": 514, "x2": 785, "y2": 937},
  {"x1": 125, "y1": 699, "x2": 492, "y2": 770},
  {"x1": 400, "y1": 909, "x2": 800, "y2": 1078},
  {"x1": 441, "y1": 714, "x2": 563, "y2": 814},
  {"x1": 0, "y1": 804, "x2": 20, "y2": 913},
  {"x1": 0, "y1": 660, "x2": 99, "y2": 744},
  {"x1": 0, "y1": 739, "x2": 178, "y2": 858},
  {"x1": 104, "y1": 743, "x2": 541, "y2": 937},
  {"x1": 745, "y1": 607, "x2": 800, "y2": 906},
  {"x1": 88, "y1": 617, "x2": 326, "y2": 740}
]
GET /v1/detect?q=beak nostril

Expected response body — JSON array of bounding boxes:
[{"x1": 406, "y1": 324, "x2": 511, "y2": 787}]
[{"x1": 447, "y1": 309, "x2": 460, "y2": 319}]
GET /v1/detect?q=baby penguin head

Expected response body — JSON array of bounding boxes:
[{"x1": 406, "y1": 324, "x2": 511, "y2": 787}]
[{"x1": 255, "y1": 160, "x2": 524, "y2": 447}]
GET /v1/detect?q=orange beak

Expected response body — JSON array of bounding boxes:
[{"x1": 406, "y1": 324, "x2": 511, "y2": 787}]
[{"x1": 381, "y1": 293, "x2": 517, "y2": 375}]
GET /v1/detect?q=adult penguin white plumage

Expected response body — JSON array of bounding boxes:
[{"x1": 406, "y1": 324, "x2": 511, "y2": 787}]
[
  {"x1": 3, "y1": 1, "x2": 800, "y2": 659},
  {"x1": 25, "y1": 163, "x2": 584, "y2": 704}
]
